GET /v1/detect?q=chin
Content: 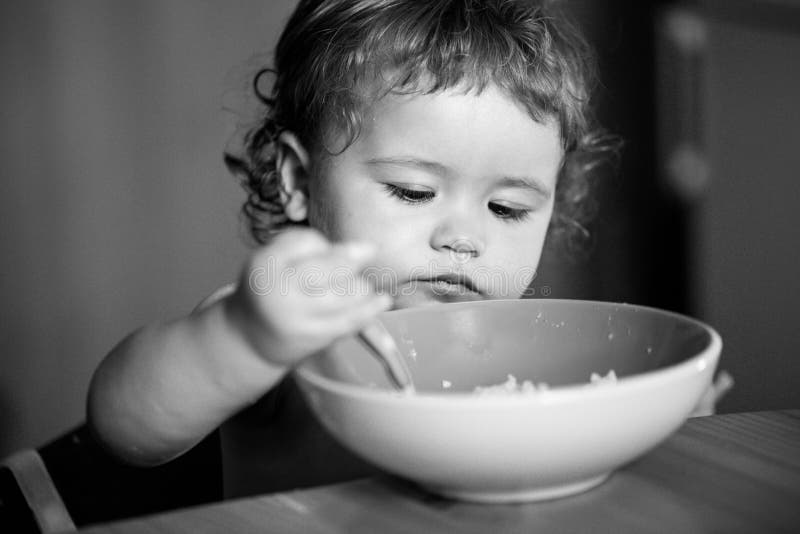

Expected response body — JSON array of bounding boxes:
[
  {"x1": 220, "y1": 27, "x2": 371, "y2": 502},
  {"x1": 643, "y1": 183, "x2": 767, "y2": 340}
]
[{"x1": 390, "y1": 291, "x2": 489, "y2": 311}]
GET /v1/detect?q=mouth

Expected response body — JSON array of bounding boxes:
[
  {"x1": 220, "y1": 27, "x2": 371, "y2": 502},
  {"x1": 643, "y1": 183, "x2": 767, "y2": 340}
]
[
  {"x1": 388, "y1": 274, "x2": 487, "y2": 308},
  {"x1": 416, "y1": 273, "x2": 482, "y2": 296}
]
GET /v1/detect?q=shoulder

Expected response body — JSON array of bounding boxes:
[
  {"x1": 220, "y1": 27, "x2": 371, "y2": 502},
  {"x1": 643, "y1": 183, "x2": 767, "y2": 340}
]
[{"x1": 193, "y1": 283, "x2": 237, "y2": 312}]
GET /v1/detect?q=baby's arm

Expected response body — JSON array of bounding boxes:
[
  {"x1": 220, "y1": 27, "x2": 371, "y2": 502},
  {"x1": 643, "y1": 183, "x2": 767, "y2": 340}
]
[{"x1": 87, "y1": 229, "x2": 390, "y2": 466}]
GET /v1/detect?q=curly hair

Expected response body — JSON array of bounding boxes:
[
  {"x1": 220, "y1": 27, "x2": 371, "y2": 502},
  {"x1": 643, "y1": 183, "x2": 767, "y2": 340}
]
[{"x1": 225, "y1": 0, "x2": 619, "y2": 249}]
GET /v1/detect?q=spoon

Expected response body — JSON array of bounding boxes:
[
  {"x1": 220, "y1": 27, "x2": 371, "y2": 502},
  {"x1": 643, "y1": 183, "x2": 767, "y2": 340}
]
[{"x1": 357, "y1": 320, "x2": 415, "y2": 393}]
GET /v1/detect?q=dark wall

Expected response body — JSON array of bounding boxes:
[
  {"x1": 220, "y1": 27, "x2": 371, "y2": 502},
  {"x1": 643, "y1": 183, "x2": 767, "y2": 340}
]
[{"x1": 538, "y1": 0, "x2": 691, "y2": 314}]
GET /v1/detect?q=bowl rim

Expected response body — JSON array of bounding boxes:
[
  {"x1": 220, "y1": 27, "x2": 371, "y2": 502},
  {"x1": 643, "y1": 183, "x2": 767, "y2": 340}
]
[{"x1": 294, "y1": 299, "x2": 722, "y2": 406}]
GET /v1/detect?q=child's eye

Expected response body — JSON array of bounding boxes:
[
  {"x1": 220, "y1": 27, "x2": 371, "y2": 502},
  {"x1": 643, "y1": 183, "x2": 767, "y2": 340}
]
[
  {"x1": 489, "y1": 201, "x2": 531, "y2": 222},
  {"x1": 383, "y1": 183, "x2": 435, "y2": 204}
]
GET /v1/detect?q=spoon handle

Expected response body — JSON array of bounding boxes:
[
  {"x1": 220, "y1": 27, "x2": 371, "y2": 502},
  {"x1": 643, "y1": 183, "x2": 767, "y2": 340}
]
[{"x1": 357, "y1": 320, "x2": 415, "y2": 392}]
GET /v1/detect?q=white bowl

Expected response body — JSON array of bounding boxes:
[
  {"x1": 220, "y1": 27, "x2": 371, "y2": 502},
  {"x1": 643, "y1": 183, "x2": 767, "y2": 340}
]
[{"x1": 295, "y1": 299, "x2": 721, "y2": 503}]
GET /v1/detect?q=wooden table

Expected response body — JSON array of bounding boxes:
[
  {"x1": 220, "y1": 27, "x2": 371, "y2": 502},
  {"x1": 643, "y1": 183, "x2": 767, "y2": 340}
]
[{"x1": 80, "y1": 411, "x2": 800, "y2": 533}]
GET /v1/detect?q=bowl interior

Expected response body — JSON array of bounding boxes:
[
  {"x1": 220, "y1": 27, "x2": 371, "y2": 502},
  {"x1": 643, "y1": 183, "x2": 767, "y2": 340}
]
[{"x1": 304, "y1": 299, "x2": 714, "y2": 393}]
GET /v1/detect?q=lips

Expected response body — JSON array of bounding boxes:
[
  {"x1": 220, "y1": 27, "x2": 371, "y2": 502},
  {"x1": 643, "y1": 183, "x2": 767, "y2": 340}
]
[
  {"x1": 387, "y1": 275, "x2": 485, "y2": 309},
  {"x1": 417, "y1": 273, "x2": 482, "y2": 295}
]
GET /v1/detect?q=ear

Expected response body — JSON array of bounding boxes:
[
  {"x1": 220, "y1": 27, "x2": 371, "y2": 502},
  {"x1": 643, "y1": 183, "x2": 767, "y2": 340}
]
[{"x1": 276, "y1": 131, "x2": 311, "y2": 222}]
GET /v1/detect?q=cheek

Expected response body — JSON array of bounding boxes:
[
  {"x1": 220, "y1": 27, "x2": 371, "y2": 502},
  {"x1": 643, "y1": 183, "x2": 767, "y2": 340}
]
[
  {"x1": 307, "y1": 181, "x2": 384, "y2": 242},
  {"x1": 497, "y1": 250, "x2": 541, "y2": 296},
  {"x1": 491, "y1": 220, "x2": 551, "y2": 294},
  {"x1": 306, "y1": 175, "x2": 352, "y2": 239},
  {"x1": 309, "y1": 203, "x2": 359, "y2": 241}
]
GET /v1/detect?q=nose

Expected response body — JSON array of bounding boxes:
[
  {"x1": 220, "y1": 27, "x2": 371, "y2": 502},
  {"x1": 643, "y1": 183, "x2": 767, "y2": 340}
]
[{"x1": 430, "y1": 214, "x2": 486, "y2": 260}]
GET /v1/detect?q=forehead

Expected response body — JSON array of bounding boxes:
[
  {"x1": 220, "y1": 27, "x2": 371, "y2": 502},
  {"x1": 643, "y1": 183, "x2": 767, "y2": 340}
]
[{"x1": 343, "y1": 85, "x2": 564, "y2": 180}]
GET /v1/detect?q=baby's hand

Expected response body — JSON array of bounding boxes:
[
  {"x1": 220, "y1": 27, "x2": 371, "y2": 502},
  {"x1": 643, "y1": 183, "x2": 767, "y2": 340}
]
[
  {"x1": 226, "y1": 228, "x2": 392, "y2": 368},
  {"x1": 691, "y1": 370, "x2": 734, "y2": 417}
]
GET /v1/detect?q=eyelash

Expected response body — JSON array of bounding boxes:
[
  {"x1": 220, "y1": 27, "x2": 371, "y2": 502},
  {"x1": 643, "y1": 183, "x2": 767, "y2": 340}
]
[
  {"x1": 383, "y1": 183, "x2": 435, "y2": 204},
  {"x1": 489, "y1": 203, "x2": 531, "y2": 222},
  {"x1": 382, "y1": 184, "x2": 531, "y2": 222}
]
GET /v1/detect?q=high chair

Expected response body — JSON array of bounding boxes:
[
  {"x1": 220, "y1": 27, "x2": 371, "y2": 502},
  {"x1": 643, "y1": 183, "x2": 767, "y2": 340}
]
[{"x1": 1, "y1": 425, "x2": 222, "y2": 533}]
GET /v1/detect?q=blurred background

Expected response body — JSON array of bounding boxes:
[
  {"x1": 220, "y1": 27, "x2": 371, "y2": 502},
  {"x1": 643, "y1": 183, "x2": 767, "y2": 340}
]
[{"x1": 1, "y1": 0, "x2": 799, "y2": 457}]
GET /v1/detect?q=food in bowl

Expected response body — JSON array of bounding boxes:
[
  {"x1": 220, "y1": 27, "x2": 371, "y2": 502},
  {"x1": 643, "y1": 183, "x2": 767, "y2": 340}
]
[
  {"x1": 473, "y1": 374, "x2": 546, "y2": 395},
  {"x1": 473, "y1": 370, "x2": 617, "y2": 395},
  {"x1": 589, "y1": 369, "x2": 618, "y2": 385},
  {"x1": 295, "y1": 299, "x2": 721, "y2": 503}
]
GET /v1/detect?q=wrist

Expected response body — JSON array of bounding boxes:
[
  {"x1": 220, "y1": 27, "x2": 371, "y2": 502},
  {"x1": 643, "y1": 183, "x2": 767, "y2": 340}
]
[
  {"x1": 220, "y1": 288, "x2": 278, "y2": 362},
  {"x1": 190, "y1": 294, "x2": 287, "y2": 405}
]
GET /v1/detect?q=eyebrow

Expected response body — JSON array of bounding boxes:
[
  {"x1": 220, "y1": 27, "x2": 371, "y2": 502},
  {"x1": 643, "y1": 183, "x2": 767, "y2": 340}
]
[
  {"x1": 364, "y1": 156, "x2": 450, "y2": 177},
  {"x1": 494, "y1": 176, "x2": 552, "y2": 200},
  {"x1": 365, "y1": 156, "x2": 551, "y2": 199}
]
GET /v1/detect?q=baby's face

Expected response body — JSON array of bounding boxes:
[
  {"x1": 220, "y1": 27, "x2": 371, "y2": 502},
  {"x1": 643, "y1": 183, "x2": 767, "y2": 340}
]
[{"x1": 308, "y1": 85, "x2": 563, "y2": 308}]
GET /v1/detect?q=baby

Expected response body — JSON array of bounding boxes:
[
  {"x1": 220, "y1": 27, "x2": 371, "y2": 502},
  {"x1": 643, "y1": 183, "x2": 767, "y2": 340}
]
[{"x1": 87, "y1": 0, "x2": 621, "y2": 497}]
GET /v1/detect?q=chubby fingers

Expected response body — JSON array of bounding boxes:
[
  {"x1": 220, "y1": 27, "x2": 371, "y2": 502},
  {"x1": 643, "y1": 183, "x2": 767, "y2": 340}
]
[
  {"x1": 290, "y1": 242, "x2": 382, "y2": 307},
  {"x1": 290, "y1": 241, "x2": 392, "y2": 337},
  {"x1": 690, "y1": 370, "x2": 735, "y2": 417},
  {"x1": 247, "y1": 227, "x2": 391, "y2": 321}
]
